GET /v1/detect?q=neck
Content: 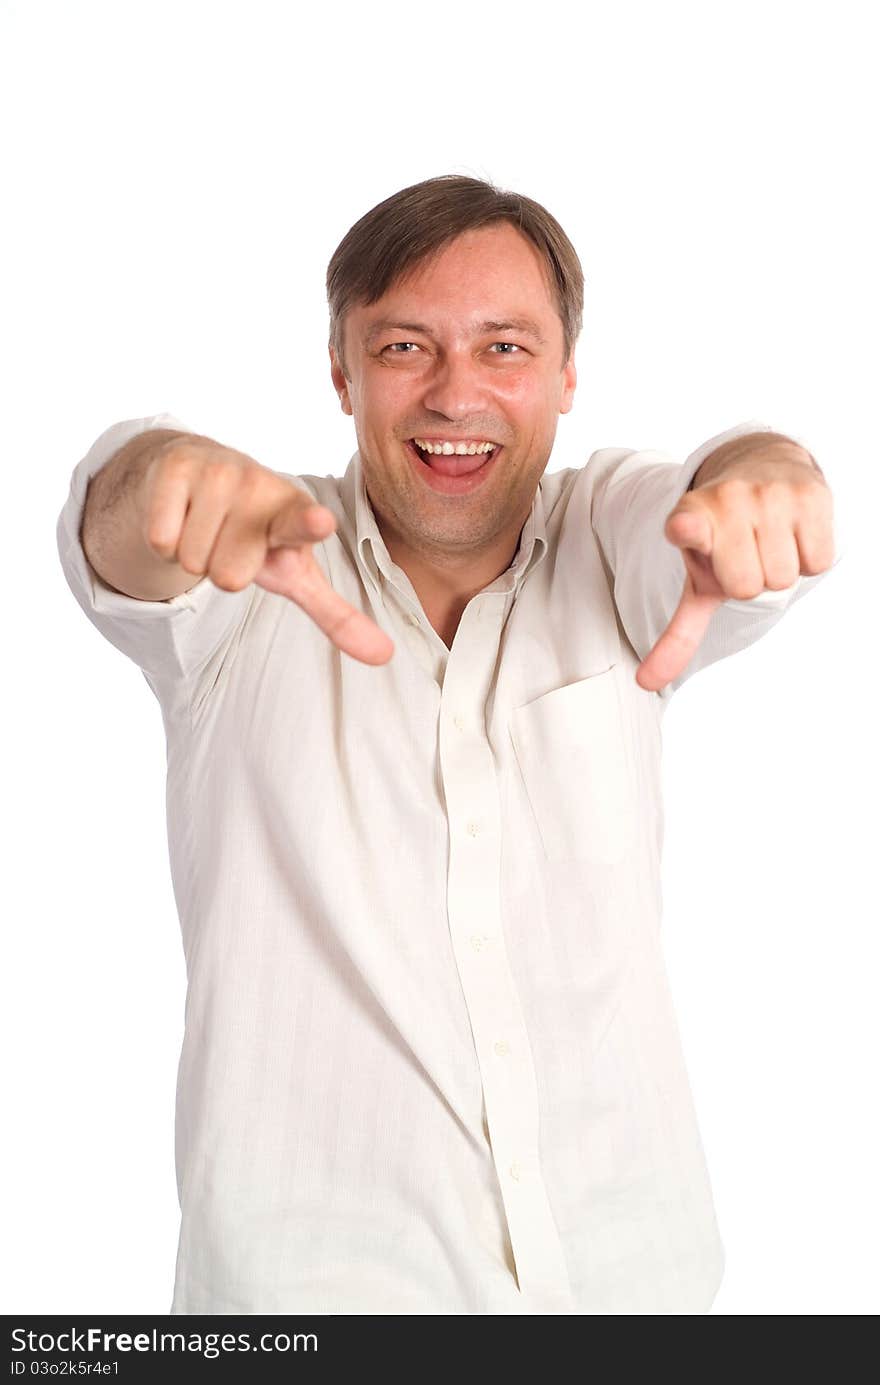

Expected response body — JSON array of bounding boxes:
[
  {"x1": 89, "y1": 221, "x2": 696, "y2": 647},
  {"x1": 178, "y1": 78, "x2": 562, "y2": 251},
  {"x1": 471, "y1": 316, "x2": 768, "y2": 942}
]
[{"x1": 379, "y1": 519, "x2": 527, "y2": 648}]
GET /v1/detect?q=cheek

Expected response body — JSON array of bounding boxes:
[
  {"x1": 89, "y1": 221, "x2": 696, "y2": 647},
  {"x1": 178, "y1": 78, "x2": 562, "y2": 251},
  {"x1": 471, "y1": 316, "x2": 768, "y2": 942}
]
[{"x1": 496, "y1": 389, "x2": 553, "y2": 442}]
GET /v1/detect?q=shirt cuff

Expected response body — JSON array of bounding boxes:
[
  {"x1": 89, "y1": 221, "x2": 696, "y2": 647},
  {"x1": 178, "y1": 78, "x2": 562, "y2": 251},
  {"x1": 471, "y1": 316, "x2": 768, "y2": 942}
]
[{"x1": 678, "y1": 419, "x2": 815, "y2": 492}]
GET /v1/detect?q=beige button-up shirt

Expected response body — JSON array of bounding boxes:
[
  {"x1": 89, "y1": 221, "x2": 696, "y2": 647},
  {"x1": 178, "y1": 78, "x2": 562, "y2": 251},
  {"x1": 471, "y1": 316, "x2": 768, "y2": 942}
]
[{"x1": 56, "y1": 414, "x2": 839, "y2": 1315}]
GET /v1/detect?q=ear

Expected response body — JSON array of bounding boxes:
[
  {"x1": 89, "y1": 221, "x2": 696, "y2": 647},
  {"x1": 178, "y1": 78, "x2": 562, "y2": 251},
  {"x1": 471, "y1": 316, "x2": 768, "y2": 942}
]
[
  {"x1": 559, "y1": 355, "x2": 577, "y2": 415},
  {"x1": 329, "y1": 344, "x2": 353, "y2": 416}
]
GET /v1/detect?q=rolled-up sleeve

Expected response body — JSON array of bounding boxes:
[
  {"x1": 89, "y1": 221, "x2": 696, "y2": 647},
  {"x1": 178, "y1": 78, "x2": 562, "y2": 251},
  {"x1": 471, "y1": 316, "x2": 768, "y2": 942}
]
[
  {"x1": 588, "y1": 420, "x2": 844, "y2": 699},
  {"x1": 56, "y1": 413, "x2": 259, "y2": 708}
]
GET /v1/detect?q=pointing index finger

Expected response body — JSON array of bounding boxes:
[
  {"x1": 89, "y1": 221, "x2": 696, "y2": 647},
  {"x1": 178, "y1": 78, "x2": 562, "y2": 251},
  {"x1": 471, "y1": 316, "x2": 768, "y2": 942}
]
[{"x1": 636, "y1": 579, "x2": 722, "y2": 691}]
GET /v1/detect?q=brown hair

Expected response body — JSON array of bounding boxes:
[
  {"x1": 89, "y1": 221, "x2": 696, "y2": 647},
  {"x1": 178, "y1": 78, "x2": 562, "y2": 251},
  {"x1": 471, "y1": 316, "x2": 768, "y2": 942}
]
[{"x1": 326, "y1": 174, "x2": 584, "y2": 380}]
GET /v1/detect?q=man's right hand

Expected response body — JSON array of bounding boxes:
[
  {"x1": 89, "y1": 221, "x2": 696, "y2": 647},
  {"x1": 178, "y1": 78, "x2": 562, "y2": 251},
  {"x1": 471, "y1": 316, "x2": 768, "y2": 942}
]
[{"x1": 142, "y1": 435, "x2": 395, "y2": 666}]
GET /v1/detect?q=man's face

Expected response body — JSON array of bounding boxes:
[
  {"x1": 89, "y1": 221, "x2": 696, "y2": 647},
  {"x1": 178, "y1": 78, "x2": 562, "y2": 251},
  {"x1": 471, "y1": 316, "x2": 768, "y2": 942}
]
[{"x1": 329, "y1": 222, "x2": 577, "y2": 568}]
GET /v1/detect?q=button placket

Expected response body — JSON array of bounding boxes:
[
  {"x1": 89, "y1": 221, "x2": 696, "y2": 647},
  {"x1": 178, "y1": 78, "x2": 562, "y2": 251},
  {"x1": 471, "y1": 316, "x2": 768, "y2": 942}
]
[{"x1": 436, "y1": 600, "x2": 575, "y2": 1311}]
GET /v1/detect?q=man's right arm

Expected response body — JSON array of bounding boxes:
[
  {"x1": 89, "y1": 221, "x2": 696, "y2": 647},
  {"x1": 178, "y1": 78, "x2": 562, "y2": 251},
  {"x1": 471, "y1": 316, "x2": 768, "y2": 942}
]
[
  {"x1": 81, "y1": 427, "x2": 204, "y2": 603},
  {"x1": 61, "y1": 414, "x2": 395, "y2": 677},
  {"x1": 57, "y1": 413, "x2": 281, "y2": 701}
]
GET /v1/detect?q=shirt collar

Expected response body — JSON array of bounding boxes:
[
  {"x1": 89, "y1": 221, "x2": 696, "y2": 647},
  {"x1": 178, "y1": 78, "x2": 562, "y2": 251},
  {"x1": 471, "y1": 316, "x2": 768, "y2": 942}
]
[{"x1": 339, "y1": 447, "x2": 548, "y2": 601}]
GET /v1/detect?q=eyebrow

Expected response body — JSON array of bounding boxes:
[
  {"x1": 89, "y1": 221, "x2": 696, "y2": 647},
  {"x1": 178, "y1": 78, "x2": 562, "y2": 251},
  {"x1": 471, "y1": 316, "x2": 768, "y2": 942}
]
[{"x1": 363, "y1": 317, "x2": 548, "y2": 346}]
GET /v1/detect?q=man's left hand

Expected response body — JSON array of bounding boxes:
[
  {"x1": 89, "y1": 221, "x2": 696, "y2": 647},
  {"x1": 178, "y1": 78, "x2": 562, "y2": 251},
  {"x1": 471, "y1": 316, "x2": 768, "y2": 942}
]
[{"x1": 635, "y1": 437, "x2": 836, "y2": 693}]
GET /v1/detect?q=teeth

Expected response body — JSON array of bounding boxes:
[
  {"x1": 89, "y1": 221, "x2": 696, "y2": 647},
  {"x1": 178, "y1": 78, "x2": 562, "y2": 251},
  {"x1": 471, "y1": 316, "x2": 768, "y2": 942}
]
[{"x1": 412, "y1": 438, "x2": 497, "y2": 456}]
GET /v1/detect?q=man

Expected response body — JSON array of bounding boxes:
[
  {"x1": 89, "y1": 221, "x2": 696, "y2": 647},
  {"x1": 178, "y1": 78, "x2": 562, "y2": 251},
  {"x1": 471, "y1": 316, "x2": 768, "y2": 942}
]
[{"x1": 56, "y1": 173, "x2": 839, "y2": 1315}]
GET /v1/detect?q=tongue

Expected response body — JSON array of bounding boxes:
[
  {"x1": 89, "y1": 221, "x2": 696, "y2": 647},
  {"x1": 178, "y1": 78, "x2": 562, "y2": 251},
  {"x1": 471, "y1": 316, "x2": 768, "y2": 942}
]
[{"x1": 426, "y1": 449, "x2": 495, "y2": 476}]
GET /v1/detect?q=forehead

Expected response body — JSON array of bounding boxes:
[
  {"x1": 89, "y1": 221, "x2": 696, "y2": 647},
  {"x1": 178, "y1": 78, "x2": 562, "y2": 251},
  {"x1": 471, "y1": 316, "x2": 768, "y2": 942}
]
[{"x1": 351, "y1": 223, "x2": 559, "y2": 340}]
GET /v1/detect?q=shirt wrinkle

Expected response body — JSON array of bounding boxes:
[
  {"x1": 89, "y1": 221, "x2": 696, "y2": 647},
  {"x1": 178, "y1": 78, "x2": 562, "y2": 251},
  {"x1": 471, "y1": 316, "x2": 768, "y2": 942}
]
[{"x1": 56, "y1": 414, "x2": 839, "y2": 1316}]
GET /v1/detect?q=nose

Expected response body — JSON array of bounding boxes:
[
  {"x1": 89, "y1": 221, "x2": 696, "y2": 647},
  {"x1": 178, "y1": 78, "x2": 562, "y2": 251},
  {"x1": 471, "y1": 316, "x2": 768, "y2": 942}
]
[{"x1": 420, "y1": 349, "x2": 493, "y2": 423}]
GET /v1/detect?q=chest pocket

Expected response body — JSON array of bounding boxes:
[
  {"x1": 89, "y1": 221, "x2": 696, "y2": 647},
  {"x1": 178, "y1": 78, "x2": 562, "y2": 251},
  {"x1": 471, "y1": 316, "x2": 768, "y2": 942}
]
[{"x1": 509, "y1": 664, "x2": 636, "y2": 866}]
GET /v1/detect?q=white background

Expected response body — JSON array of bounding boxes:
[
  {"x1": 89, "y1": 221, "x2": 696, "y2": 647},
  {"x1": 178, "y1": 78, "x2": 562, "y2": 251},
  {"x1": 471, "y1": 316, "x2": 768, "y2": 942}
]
[{"x1": 3, "y1": 0, "x2": 877, "y2": 1315}]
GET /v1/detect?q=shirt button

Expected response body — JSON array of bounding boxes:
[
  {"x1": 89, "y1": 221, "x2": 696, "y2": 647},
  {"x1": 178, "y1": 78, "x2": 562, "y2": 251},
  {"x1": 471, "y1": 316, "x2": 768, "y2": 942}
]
[
  {"x1": 407, "y1": 612, "x2": 420, "y2": 626},
  {"x1": 509, "y1": 1160, "x2": 522, "y2": 1182},
  {"x1": 453, "y1": 713, "x2": 465, "y2": 732},
  {"x1": 470, "y1": 933, "x2": 491, "y2": 952},
  {"x1": 493, "y1": 1039, "x2": 510, "y2": 1057},
  {"x1": 466, "y1": 821, "x2": 479, "y2": 837}
]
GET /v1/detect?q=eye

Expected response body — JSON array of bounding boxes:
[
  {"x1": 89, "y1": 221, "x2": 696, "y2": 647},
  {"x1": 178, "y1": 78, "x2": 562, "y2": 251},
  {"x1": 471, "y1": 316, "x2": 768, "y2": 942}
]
[{"x1": 381, "y1": 341, "x2": 524, "y2": 355}]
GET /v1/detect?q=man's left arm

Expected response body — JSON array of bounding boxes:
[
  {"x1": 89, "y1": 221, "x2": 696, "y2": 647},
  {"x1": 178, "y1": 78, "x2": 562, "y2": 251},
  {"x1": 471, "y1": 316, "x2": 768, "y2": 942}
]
[{"x1": 588, "y1": 420, "x2": 843, "y2": 698}]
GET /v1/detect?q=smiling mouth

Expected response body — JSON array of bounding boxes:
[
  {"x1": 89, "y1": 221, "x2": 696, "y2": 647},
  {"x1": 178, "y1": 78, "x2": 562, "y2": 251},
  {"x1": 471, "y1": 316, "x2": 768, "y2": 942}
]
[{"x1": 405, "y1": 438, "x2": 502, "y2": 476}]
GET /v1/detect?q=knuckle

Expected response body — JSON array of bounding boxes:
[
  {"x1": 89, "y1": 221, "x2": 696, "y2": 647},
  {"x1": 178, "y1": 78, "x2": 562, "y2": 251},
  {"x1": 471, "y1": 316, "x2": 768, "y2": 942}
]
[
  {"x1": 723, "y1": 563, "x2": 763, "y2": 599},
  {"x1": 716, "y1": 475, "x2": 751, "y2": 492},
  {"x1": 758, "y1": 478, "x2": 790, "y2": 503},
  {"x1": 144, "y1": 524, "x2": 175, "y2": 556},
  {"x1": 144, "y1": 514, "x2": 179, "y2": 557},
  {"x1": 208, "y1": 563, "x2": 248, "y2": 592},
  {"x1": 199, "y1": 458, "x2": 241, "y2": 495},
  {"x1": 714, "y1": 477, "x2": 752, "y2": 508},
  {"x1": 176, "y1": 551, "x2": 207, "y2": 576},
  {"x1": 157, "y1": 446, "x2": 194, "y2": 481},
  {"x1": 802, "y1": 543, "x2": 835, "y2": 575},
  {"x1": 233, "y1": 460, "x2": 265, "y2": 497}
]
